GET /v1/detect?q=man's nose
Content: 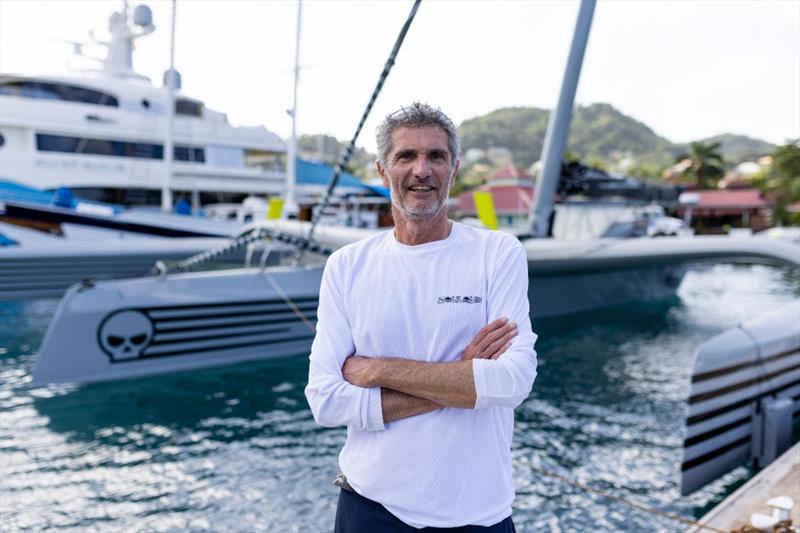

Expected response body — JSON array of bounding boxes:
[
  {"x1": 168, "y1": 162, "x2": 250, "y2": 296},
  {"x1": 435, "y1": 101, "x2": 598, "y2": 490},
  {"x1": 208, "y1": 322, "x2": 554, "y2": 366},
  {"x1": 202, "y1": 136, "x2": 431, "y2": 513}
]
[{"x1": 413, "y1": 155, "x2": 433, "y2": 177}]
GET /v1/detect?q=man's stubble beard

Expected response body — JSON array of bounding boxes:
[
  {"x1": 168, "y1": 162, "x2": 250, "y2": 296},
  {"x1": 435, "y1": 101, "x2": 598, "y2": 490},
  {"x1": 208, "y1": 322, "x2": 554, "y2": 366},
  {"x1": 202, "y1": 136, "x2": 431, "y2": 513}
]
[{"x1": 390, "y1": 176, "x2": 453, "y2": 222}]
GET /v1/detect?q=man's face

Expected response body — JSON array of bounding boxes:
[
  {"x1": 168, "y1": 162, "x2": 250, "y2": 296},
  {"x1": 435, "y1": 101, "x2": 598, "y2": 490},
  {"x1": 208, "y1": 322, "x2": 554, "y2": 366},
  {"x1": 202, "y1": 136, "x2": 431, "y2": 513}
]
[{"x1": 377, "y1": 126, "x2": 460, "y2": 222}]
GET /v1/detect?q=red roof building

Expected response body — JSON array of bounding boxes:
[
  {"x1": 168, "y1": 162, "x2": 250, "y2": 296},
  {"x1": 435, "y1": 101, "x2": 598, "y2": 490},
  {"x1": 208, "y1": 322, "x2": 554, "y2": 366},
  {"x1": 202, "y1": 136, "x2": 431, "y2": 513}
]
[
  {"x1": 672, "y1": 188, "x2": 773, "y2": 232},
  {"x1": 456, "y1": 166, "x2": 535, "y2": 227}
]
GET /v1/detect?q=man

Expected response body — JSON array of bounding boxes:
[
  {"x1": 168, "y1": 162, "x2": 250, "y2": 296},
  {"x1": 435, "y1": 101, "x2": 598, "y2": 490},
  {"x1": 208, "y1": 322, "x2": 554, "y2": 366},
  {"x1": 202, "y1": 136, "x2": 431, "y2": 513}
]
[{"x1": 305, "y1": 102, "x2": 538, "y2": 532}]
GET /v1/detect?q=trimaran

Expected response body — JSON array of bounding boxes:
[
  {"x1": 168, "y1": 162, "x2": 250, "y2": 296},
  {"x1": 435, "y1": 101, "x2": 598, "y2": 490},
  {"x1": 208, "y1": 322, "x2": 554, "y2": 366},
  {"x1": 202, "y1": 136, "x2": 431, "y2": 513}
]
[{"x1": 28, "y1": 0, "x2": 800, "y2": 499}]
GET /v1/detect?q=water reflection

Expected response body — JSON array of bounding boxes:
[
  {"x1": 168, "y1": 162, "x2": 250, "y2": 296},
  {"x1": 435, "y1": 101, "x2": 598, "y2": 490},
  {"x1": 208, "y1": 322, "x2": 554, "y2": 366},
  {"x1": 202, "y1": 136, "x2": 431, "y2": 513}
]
[
  {"x1": 33, "y1": 357, "x2": 312, "y2": 444},
  {"x1": 1, "y1": 265, "x2": 798, "y2": 531}
]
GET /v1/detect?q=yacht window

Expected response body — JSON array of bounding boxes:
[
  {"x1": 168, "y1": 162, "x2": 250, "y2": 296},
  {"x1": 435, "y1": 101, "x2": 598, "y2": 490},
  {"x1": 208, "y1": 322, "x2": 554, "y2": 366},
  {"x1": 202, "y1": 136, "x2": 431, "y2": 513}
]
[
  {"x1": 37, "y1": 134, "x2": 162, "y2": 159},
  {"x1": 175, "y1": 98, "x2": 203, "y2": 117},
  {"x1": 36, "y1": 134, "x2": 204, "y2": 163},
  {"x1": 174, "y1": 146, "x2": 206, "y2": 163},
  {"x1": 0, "y1": 80, "x2": 119, "y2": 107},
  {"x1": 207, "y1": 146, "x2": 245, "y2": 168}
]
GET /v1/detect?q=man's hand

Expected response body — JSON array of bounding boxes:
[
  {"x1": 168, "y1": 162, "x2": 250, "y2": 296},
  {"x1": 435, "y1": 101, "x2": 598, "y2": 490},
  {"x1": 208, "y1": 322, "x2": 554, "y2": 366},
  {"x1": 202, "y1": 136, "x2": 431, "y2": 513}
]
[
  {"x1": 339, "y1": 318, "x2": 518, "y2": 409},
  {"x1": 342, "y1": 318, "x2": 517, "y2": 387},
  {"x1": 342, "y1": 356, "x2": 379, "y2": 388},
  {"x1": 462, "y1": 317, "x2": 517, "y2": 361}
]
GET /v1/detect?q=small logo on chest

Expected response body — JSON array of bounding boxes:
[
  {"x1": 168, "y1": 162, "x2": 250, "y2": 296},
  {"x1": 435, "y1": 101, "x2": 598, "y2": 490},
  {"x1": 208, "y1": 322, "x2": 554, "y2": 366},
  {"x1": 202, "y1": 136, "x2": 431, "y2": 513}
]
[{"x1": 437, "y1": 296, "x2": 483, "y2": 304}]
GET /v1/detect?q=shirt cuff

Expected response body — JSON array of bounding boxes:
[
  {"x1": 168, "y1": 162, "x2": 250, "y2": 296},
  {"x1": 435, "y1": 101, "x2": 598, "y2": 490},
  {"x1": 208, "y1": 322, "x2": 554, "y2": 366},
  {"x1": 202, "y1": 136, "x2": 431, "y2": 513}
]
[
  {"x1": 362, "y1": 386, "x2": 385, "y2": 431},
  {"x1": 472, "y1": 358, "x2": 489, "y2": 410}
]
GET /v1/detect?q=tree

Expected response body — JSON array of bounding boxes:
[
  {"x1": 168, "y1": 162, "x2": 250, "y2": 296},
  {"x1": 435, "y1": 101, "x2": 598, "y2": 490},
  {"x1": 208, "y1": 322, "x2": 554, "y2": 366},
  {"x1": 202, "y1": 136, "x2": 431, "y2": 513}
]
[
  {"x1": 675, "y1": 141, "x2": 725, "y2": 189},
  {"x1": 625, "y1": 161, "x2": 667, "y2": 181},
  {"x1": 749, "y1": 140, "x2": 800, "y2": 225}
]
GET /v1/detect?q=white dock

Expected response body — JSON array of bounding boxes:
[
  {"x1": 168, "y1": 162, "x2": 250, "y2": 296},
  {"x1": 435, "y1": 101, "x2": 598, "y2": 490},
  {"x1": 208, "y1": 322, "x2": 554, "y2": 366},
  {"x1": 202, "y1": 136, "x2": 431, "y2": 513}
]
[{"x1": 689, "y1": 442, "x2": 800, "y2": 532}]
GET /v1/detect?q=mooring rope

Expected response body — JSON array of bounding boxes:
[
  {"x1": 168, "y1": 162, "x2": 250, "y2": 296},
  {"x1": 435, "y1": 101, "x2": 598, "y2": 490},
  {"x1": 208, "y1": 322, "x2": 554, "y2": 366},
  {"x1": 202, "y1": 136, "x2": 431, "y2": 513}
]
[
  {"x1": 529, "y1": 465, "x2": 728, "y2": 532},
  {"x1": 304, "y1": 0, "x2": 422, "y2": 250}
]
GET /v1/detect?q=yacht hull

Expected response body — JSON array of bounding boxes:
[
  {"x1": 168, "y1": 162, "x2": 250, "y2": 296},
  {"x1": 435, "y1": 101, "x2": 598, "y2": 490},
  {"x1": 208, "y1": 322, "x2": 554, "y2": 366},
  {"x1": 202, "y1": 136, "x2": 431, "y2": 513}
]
[
  {"x1": 530, "y1": 264, "x2": 685, "y2": 318},
  {"x1": 32, "y1": 267, "x2": 323, "y2": 385},
  {"x1": 31, "y1": 227, "x2": 800, "y2": 385},
  {"x1": 681, "y1": 301, "x2": 800, "y2": 495},
  {"x1": 0, "y1": 236, "x2": 242, "y2": 300}
]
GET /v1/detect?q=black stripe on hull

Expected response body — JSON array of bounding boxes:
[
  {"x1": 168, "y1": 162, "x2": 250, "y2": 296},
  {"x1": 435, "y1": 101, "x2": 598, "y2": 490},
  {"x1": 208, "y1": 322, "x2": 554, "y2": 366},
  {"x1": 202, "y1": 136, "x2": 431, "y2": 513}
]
[
  {"x1": 692, "y1": 348, "x2": 800, "y2": 383},
  {"x1": 149, "y1": 326, "x2": 292, "y2": 347},
  {"x1": 133, "y1": 334, "x2": 316, "y2": 361},
  {"x1": 144, "y1": 297, "x2": 320, "y2": 313},
  {"x1": 683, "y1": 416, "x2": 750, "y2": 448},
  {"x1": 153, "y1": 315, "x2": 318, "y2": 335},
  {"x1": 689, "y1": 362, "x2": 800, "y2": 404},
  {"x1": 151, "y1": 306, "x2": 319, "y2": 323},
  {"x1": 100, "y1": 300, "x2": 320, "y2": 364},
  {"x1": 683, "y1": 385, "x2": 800, "y2": 473},
  {"x1": 687, "y1": 377, "x2": 800, "y2": 426},
  {"x1": 681, "y1": 436, "x2": 750, "y2": 472}
]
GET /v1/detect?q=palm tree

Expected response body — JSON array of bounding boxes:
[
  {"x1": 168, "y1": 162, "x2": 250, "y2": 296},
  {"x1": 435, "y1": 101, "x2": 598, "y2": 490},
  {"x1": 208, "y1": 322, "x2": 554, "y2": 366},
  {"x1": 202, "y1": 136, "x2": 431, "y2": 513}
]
[{"x1": 675, "y1": 141, "x2": 725, "y2": 189}]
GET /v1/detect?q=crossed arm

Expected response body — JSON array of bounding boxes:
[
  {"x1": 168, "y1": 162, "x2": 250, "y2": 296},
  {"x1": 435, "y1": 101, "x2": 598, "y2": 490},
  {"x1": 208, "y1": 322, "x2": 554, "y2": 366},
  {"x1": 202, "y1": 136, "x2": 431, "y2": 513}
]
[
  {"x1": 342, "y1": 318, "x2": 517, "y2": 422},
  {"x1": 305, "y1": 241, "x2": 537, "y2": 431}
]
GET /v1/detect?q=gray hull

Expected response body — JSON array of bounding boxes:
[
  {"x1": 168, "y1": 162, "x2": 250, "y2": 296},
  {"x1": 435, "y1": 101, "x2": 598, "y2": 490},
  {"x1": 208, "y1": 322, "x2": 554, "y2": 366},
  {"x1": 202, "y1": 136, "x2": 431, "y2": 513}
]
[
  {"x1": 0, "y1": 238, "x2": 232, "y2": 300},
  {"x1": 31, "y1": 224, "x2": 800, "y2": 385},
  {"x1": 530, "y1": 265, "x2": 685, "y2": 318},
  {"x1": 33, "y1": 267, "x2": 323, "y2": 385}
]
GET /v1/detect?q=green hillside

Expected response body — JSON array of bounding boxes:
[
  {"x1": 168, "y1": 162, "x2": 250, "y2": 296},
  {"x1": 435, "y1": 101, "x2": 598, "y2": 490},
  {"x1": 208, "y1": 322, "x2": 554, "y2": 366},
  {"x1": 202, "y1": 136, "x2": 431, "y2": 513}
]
[
  {"x1": 677, "y1": 133, "x2": 776, "y2": 165},
  {"x1": 457, "y1": 103, "x2": 775, "y2": 171},
  {"x1": 300, "y1": 104, "x2": 777, "y2": 181}
]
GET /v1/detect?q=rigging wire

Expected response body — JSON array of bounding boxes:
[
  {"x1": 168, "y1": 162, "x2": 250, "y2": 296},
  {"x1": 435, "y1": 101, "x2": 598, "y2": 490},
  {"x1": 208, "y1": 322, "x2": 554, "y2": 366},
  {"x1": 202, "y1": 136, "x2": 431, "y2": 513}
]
[{"x1": 303, "y1": 0, "x2": 422, "y2": 251}]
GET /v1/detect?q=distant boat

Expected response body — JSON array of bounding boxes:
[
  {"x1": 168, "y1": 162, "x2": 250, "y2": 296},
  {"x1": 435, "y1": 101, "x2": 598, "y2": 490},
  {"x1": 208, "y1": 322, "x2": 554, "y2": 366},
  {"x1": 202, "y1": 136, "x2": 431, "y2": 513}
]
[
  {"x1": 0, "y1": 180, "x2": 265, "y2": 300},
  {"x1": 0, "y1": 3, "x2": 286, "y2": 206}
]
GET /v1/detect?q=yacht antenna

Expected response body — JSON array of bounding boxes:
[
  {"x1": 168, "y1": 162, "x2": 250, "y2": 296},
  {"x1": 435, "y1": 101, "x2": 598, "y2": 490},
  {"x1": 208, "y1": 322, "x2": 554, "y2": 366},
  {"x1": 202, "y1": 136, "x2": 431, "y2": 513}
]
[
  {"x1": 284, "y1": 0, "x2": 303, "y2": 218},
  {"x1": 162, "y1": 0, "x2": 178, "y2": 211},
  {"x1": 528, "y1": 0, "x2": 596, "y2": 237},
  {"x1": 304, "y1": 0, "x2": 422, "y2": 248},
  {"x1": 100, "y1": 1, "x2": 155, "y2": 79}
]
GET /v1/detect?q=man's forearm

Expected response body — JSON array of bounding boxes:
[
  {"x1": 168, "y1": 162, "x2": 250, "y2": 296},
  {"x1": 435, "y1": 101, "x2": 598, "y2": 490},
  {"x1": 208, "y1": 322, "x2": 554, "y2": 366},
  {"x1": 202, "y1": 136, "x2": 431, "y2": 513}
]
[
  {"x1": 381, "y1": 388, "x2": 442, "y2": 422},
  {"x1": 375, "y1": 359, "x2": 476, "y2": 408}
]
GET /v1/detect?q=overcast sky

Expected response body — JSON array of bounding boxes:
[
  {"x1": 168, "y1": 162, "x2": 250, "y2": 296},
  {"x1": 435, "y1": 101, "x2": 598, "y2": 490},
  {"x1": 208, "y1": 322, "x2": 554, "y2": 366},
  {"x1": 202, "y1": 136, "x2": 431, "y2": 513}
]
[{"x1": 1, "y1": 0, "x2": 798, "y2": 154}]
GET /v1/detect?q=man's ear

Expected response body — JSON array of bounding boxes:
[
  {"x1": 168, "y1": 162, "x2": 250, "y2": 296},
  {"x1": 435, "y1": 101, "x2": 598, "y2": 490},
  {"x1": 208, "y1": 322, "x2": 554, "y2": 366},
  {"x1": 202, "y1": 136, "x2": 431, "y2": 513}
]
[{"x1": 376, "y1": 160, "x2": 389, "y2": 188}]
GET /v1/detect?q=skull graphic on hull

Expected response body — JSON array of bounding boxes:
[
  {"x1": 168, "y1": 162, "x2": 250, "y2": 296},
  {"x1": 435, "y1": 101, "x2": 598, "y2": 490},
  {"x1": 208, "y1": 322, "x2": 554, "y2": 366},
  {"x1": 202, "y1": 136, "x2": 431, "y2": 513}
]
[{"x1": 98, "y1": 310, "x2": 154, "y2": 362}]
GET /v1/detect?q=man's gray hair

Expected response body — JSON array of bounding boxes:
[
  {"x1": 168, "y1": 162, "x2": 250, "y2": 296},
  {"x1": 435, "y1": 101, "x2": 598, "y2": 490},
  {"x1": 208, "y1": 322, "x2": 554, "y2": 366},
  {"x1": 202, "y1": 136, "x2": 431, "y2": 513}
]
[{"x1": 376, "y1": 102, "x2": 460, "y2": 167}]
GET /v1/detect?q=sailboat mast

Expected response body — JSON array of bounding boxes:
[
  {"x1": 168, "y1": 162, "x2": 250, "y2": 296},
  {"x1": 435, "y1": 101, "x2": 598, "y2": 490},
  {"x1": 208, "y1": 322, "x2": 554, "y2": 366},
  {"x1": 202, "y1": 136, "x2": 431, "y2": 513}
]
[
  {"x1": 285, "y1": 0, "x2": 302, "y2": 216},
  {"x1": 528, "y1": 0, "x2": 596, "y2": 237},
  {"x1": 162, "y1": 0, "x2": 177, "y2": 212}
]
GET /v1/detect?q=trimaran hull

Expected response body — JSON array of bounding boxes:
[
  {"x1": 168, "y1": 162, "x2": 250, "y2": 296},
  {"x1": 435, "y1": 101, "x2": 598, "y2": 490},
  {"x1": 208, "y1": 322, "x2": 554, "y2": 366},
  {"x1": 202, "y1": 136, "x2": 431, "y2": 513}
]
[{"x1": 31, "y1": 222, "x2": 799, "y2": 385}]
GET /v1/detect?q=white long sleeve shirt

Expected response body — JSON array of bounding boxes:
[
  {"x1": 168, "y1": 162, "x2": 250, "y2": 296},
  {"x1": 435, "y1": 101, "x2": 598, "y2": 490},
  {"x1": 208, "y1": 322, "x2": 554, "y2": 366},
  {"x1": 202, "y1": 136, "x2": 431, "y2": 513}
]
[{"x1": 305, "y1": 222, "x2": 538, "y2": 528}]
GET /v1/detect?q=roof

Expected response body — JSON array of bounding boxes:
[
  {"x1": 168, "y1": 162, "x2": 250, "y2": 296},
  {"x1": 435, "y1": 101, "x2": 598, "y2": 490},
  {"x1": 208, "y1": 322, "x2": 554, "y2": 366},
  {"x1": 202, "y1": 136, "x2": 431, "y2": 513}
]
[
  {"x1": 692, "y1": 189, "x2": 771, "y2": 209},
  {"x1": 457, "y1": 185, "x2": 534, "y2": 215},
  {"x1": 295, "y1": 159, "x2": 389, "y2": 197},
  {"x1": 0, "y1": 179, "x2": 123, "y2": 212}
]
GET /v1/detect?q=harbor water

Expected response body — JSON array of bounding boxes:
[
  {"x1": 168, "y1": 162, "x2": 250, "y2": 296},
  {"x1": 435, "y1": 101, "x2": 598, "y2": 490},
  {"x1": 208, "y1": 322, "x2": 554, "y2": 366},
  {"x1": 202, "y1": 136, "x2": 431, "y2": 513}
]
[{"x1": 1, "y1": 264, "x2": 798, "y2": 532}]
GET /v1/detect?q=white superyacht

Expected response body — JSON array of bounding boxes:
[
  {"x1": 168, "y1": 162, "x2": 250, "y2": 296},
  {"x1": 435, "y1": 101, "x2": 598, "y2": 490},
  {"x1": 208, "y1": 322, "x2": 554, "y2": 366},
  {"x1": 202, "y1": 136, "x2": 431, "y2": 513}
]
[{"x1": 0, "y1": 3, "x2": 286, "y2": 206}]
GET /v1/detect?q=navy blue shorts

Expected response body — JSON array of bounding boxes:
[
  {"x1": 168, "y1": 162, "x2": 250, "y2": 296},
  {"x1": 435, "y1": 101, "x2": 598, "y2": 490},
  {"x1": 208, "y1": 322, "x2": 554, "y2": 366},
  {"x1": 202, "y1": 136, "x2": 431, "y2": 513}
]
[{"x1": 334, "y1": 488, "x2": 517, "y2": 533}]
